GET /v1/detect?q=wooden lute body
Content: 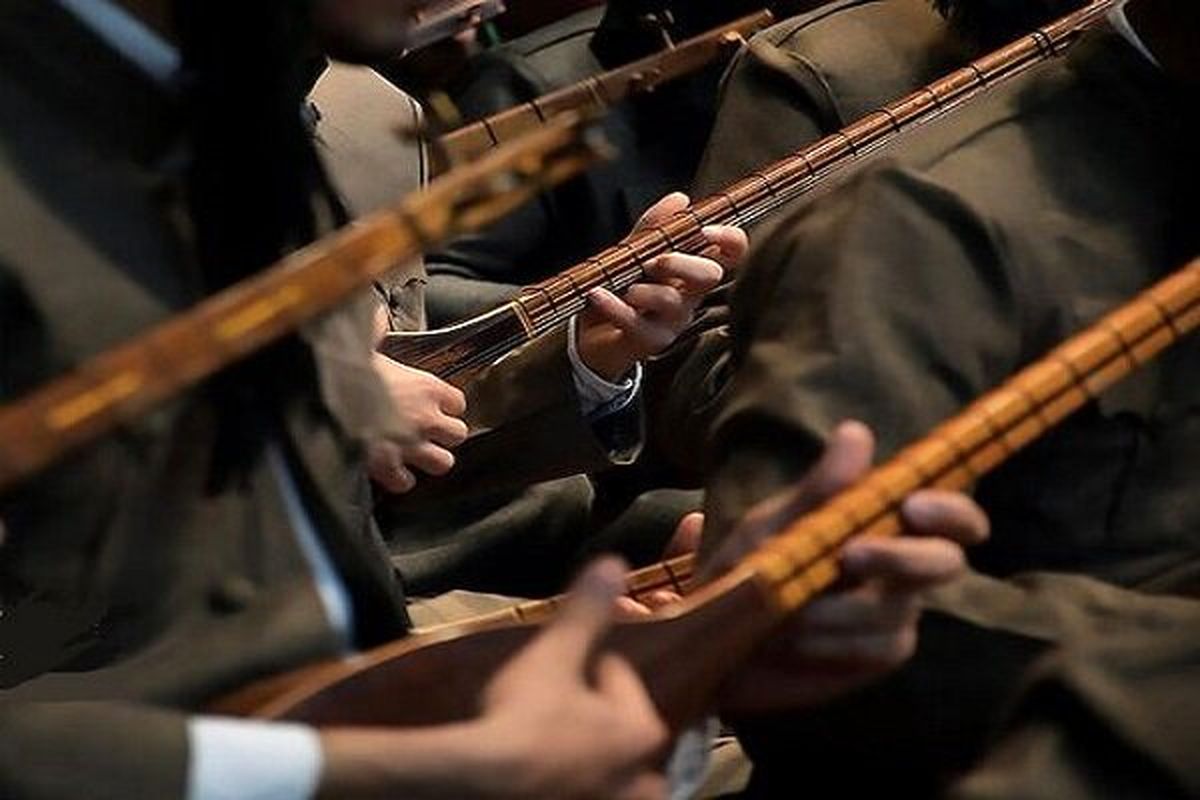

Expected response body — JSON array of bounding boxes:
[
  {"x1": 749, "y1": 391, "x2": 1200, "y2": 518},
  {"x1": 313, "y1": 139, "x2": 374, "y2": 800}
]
[
  {"x1": 219, "y1": 257, "x2": 1200, "y2": 731},
  {"x1": 213, "y1": 569, "x2": 770, "y2": 732}
]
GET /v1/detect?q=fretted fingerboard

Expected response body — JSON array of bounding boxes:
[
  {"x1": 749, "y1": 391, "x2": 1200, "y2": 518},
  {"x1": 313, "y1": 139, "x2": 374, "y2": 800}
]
[
  {"x1": 744, "y1": 259, "x2": 1200, "y2": 611},
  {"x1": 514, "y1": 0, "x2": 1120, "y2": 333},
  {"x1": 415, "y1": 554, "x2": 696, "y2": 633},
  {"x1": 417, "y1": 1, "x2": 1119, "y2": 381},
  {"x1": 436, "y1": 11, "x2": 774, "y2": 169},
  {"x1": 213, "y1": 261, "x2": 1197, "y2": 730}
]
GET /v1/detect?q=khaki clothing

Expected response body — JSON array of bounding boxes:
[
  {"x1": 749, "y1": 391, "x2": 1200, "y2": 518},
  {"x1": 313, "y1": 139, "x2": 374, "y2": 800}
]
[
  {"x1": 952, "y1": 596, "x2": 1200, "y2": 800},
  {"x1": 653, "y1": 0, "x2": 976, "y2": 472},
  {"x1": 310, "y1": 61, "x2": 431, "y2": 333},
  {"x1": 692, "y1": 0, "x2": 972, "y2": 200},
  {"x1": 700, "y1": 22, "x2": 1199, "y2": 797}
]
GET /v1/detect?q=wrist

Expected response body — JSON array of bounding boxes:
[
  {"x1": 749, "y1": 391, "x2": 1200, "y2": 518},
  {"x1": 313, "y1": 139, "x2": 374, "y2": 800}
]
[{"x1": 575, "y1": 327, "x2": 637, "y2": 383}]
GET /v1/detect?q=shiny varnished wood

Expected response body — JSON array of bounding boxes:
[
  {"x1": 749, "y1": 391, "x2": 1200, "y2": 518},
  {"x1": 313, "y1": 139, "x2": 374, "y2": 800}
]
[
  {"x1": 218, "y1": 256, "x2": 1200, "y2": 729},
  {"x1": 413, "y1": 554, "x2": 699, "y2": 633},
  {"x1": 214, "y1": 567, "x2": 771, "y2": 733},
  {"x1": 435, "y1": 11, "x2": 774, "y2": 172}
]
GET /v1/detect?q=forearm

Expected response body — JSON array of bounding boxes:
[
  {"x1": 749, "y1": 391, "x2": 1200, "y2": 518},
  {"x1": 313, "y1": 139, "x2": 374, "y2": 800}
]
[{"x1": 318, "y1": 722, "x2": 513, "y2": 800}]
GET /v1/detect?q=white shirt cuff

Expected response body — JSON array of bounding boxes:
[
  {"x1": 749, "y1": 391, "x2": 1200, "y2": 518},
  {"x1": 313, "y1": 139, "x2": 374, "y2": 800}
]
[
  {"x1": 667, "y1": 718, "x2": 720, "y2": 800},
  {"x1": 567, "y1": 316, "x2": 642, "y2": 417},
  {"x1": 187, "y1": 717, "x2": 323, "y2": 800}
]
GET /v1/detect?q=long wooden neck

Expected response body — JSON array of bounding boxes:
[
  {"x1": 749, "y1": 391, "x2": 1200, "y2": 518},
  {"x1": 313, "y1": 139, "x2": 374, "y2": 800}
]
[
  {"x1": 429, "y1": 256, "x2": 1200, "y2": 644},
  {"x1": 514, "y1": 0, "x2": 1120, "y2": 335},
  {"x1": 434, "y1": 11, "x2": 775, "y2": 170},
  {"x1": 627, "y1": 257, "x2": 1199, "y2": 729},
  {"x1": 415, "y1": 554, "x2": 697, "y2": 633},
  {"x1": 404, "y1": 1, "x2": 1121, "y2": 382}
]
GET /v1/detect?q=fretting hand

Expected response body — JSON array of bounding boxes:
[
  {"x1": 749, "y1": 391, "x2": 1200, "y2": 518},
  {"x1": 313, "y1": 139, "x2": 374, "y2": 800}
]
[
  {"x1": 708, "y1": 421, "x2": 989, "y2": 715},
  {"x1": 576, "y1": 193, "x2": 746, "y2": 382}
]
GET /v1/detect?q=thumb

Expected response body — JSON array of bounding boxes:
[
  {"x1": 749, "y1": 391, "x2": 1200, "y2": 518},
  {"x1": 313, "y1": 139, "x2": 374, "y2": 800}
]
[
  {"x1": 535, "y1": 557, "x2": 628, "y2": 673},
  {"x1": 704, "y1": 421, "x2": 876, "y2": 578},
  {"x1": 664, "y1": 512, "x2": 704, "y2": 559},
  {"x1": 633, "y1": 192, "x2": 690, "y2": 231},
  {"x1": 802, "y1": 419, "x2": 875, "y2": 504}
]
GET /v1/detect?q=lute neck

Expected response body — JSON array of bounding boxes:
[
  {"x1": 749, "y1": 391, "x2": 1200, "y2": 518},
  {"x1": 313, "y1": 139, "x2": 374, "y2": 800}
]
[
  {"x1": 414, "y1": 554, "x2": 698, "y2": 633},
  {"x1": 740, "y1": 258, "x2": 1199, "y2": 611},
  {"x1": 386, "y1": 1, "x2": 1120, "y2": 384},
  {"x1": 424, "y1": 254, "x2": 1200, "y2": 631},
  {"x1": 0, "y1": 117, "x2": 603, "y2": 492},
  {"x1": 435, "y1": 11, "x2": 774, "y2": 169},
  {"x1": 634, "y1": 256, "x2": 1199, "y2": 728},
  {"x1": 509, "y1": 0, "x2": 1120, "y2": 344},
  {"x1": 221, "y1": 258, "x2": 1197, "y2": 730}
]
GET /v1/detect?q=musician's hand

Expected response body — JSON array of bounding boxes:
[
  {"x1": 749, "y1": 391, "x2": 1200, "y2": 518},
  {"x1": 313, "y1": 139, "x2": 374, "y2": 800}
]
[
  {"x1": 713, "y1": 421, "x2": 989, "y2": 715},
  {"x1": 319, "y1": 560, "x2": 667, "y2": 799},
  {"x1": 367, "y1": 353, "x2": 469, "y2": 493},
  {"x1": 665, "y1": 510, "x2": 704, "y2": 560},
  {"x1": 576, "y1": 192, "x2": 745, "y2": 382},
  {"x1": 478, "y1": 557, "x2": 670, "y2": 799},
  {"x1": 614, "y1": 511, "x2": 701, "y2": 617}
]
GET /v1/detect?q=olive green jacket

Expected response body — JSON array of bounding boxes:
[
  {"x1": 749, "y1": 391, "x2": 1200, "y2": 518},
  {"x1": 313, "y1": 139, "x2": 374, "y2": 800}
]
[{"x1": 696, "y1": 16, "x2": 1199, "y2": 795}]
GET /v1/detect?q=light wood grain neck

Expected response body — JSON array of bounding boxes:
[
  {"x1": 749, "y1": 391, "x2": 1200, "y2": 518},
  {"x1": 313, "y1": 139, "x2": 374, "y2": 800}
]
[{"x1": 745, "y1": 259, "x2": 1199, "y2": 612}]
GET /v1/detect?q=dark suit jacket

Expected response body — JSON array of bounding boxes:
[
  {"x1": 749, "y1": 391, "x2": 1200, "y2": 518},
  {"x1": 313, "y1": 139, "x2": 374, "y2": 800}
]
[
  {"x1": 706, "y1": 30, "x2": 1200, "y2": 584},
  {"x1": 952, "y1": 586, "x2": 1200, "y2": 800},
  {"x1": 648, "y1": 0, "x2": 977, "y2": 473},
  {"x1": 0, "y1": 4, "x2": 409, "y2": 797},
  {"x1": 700, "y1": 23, "x2": 1200, "y2": 795}
]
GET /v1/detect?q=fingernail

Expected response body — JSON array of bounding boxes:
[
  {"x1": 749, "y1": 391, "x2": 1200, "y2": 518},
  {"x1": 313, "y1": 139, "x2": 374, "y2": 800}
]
[
  {"x1": 901, "y1": 495, "x2": 934, "y2": 528},
  {"x1": 582, "y1": 556, "x2": 628, "y2": 591}
]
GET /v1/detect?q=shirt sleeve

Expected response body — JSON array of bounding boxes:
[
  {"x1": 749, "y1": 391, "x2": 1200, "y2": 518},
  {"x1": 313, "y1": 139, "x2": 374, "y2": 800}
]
[
  {"x1": 186, "y1": 717, "x2": 323, "y2": 800},
  {"x1": 666, "y1": 718, "x2": 720, "y2": 800}
]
